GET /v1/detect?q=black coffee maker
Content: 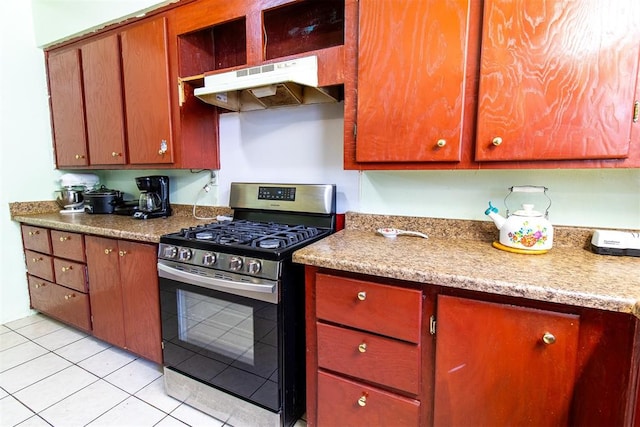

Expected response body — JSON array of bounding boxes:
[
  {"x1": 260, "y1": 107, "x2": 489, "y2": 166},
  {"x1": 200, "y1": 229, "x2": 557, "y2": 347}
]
[{"x1": 133, "y1": 175, "x2": 172, "y2": 219}]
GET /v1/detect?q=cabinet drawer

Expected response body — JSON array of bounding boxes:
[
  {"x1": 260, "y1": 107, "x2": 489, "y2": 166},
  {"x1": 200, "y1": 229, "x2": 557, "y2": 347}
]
[
  {"x1": 318, "y1": 371, "x2": 420, "y2": 427},
  {"x1": 316, "y1": 273, "x2": 422, "y2": 343},
  {"x1": 318, "y1": 322, "x2": 420, "y2": 395},
  {"x1": 24, "y1": 249, "x2": 54, "y2": 282},
  {"x1": 51, "y1": 230, "x2": 85, "y2": 262},
  {"x1": 28, "y1": 275, "x2": 91, "y2": 332},
  {"x1": 53, "y1": 258, "x2": 87, "y2": 292},
  {"x1": 21, "y1": 225, "x2": 51, "y2": 254}
]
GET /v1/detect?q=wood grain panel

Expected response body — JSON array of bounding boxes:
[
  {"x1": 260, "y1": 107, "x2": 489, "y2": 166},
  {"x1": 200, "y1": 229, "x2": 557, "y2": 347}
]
[
  {"x1": 51, "y1": 230, "x2": 85, "y2": 262},
  {"x1": 316, "y1": 273, "x2": 422, "y2": 344},
  {"x1": 476, "y1": 0, "x2": 640, "y2": 161},
  {"x1": 53, "y1": 258, "x2": 87, "y2": 293},
  {"x1": 47, "y1": 48, "x2": 88, "y2": 167},
  {"x1": 21, "y1": 225, "x2": 51, "y2": 254},
  {"x1": 119, "y1": 240, "x2": 162, "y2": 364},
  {"x1": 317, "y1": 322, "x2": 420, "y2": 395},
  {"x1": 25, "y1": 250, "x2": 54, "y2": 282},
  {"x1": 28, "y1": 275, "x2": 91, "y2": 332},
  {"x1": 121, "y1": 16, "x2": 173, "y2": 164},
  {"x1": 86, "y1": 236, "x2": 126, "y2": 348},
  {"x1": 433, "y1": 295, "x2": 580, "y2": 427},
  {"x1": 355, "y1": 0, "x2": 471, "y2": 162},
  {"x1": 81, "y1": 34, "x2": 127, "y2": 165},
  {"x1": 317, "y1": 371, "x2": 420, "y2": 427}
]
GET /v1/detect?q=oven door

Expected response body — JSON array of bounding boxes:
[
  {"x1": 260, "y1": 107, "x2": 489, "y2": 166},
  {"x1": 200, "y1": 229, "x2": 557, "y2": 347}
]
[{"x1": 158, "y1": 266, "x2": 280, "y2": 412}]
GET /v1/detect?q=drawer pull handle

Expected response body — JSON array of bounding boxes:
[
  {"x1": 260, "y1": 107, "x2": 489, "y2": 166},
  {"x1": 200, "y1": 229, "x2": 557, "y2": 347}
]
[
  {"x1": 75, "y1": 154, "x2": 85, "y2": 160},
  {"x1": 357, "y1": 291, "x2": 366, "y2": 301},
  {"x1": 32, "y1": 257, "x2": 42, "y2": 262},
  {"x1": 119, "y1": 250, "x2": 127, "y2": 257},
  {"x1": 35, "y1": 282, "x2": 46, "y2": 289},
  {"x1": 28, "y1": 230, "x2": 39, "y2": 236},
  {"x1": 358, "y1": 343, "x2": 367, "y2": 353},
  {"x1": 61, "y1": 266, "x2": 73, "y2": 272},
  {"x1": 104, "y1": 248, "x2": 113, "y2": 255},
  {"x1": 357, "y1": 395, "x2": 367, "y2": 407},
  {"x1": 64, "y1": 293, "x2": 75, "y2": 300},
  {"x1": 542, "y1": 332, "x2": 556, "y2": 345},
  {"x1": 59, "y1": 236, "x2": 69, "y2": 242}
]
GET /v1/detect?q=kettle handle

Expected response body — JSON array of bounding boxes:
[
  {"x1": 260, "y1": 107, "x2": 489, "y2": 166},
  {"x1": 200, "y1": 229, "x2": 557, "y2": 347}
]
[{"x1": 505, "y1": 186, "x2": 552, "y2": 218}]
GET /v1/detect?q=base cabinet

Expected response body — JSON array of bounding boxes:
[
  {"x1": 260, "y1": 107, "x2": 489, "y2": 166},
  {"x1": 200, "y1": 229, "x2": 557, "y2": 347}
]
[
  {"x1": 85, "y1": 236, "x2": 162, "y2": 364},
  {"x1": 306, "y1": 267, "x2": 640, "y2": 427},
  {"x1": 22, "y1": 225, "x2": 91, "y2": 332},
  {"x1": 433, "y1": 295, "x2": 580, "y2": 426}
]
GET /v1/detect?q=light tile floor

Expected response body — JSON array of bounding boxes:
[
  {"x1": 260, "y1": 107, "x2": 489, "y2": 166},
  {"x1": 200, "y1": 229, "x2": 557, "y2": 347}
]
[{"x1": 0, "y1": 313, "x2": 307, "y2": 427}]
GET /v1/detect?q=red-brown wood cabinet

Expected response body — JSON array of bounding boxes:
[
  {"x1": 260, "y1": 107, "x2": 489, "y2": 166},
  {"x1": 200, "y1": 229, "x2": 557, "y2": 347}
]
[
  {"x1": 85, "y1": 236, "x2": 162, "y2": 364},
  {"x1": 305, "y1": 266, "x2": 640, "y2": 427},
  {"x1": 345, "y1": 0, "x2": 640, "y2": 169},
  {"x1": 21, "y1": 225, "x2": 91, "y2": 332}
]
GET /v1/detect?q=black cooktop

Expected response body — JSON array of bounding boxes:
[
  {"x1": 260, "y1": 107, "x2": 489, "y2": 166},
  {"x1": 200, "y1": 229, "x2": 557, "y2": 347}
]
[{"x1": 160, "y1": 220, "x2": 331, "y2": 259}]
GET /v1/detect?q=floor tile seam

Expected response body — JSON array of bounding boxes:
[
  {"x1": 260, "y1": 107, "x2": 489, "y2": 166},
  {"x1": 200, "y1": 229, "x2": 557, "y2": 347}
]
[
  {"x1": 20, "y1": 373, "x2": 103, "y2": 415},
  {"x1": 0, "y1": 351, "x2": 73, "y2": 395},
  {"x1": 0, "y1": 340, "x2": 51, "y2": 374},
  {"x1": 33, "y1": 333, "x2": 89, "y2": 353},
  {"x1": 73, "y1": 346, "x2": 133, "y2": 379},
  {"x1": 51, "y1": 340, "x2": 115, "y2": 366},
  {"x1": 152, "y1": 413, "x2": 181, "y2": 427},
  {"x1": 81, "y1": 393, "x2": 161, "y2": 427}
]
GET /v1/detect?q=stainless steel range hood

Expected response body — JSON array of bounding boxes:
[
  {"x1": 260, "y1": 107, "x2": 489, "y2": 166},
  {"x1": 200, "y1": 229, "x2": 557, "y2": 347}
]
[{"x1": 193, "y1": 55, "x2": 339, "y2": 111}]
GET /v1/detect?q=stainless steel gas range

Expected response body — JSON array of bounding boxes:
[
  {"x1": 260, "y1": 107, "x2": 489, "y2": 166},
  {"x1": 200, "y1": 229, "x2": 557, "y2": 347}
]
[{"x1": 157, "y1": 183, "x2": 336, "y2": 427}]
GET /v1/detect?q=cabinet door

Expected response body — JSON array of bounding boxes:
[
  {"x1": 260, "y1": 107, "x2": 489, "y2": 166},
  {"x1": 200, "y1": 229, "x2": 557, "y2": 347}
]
[
  {"x1": 119, "y1": 240, "x2": 162, "y2": 364},
  {"x1": 47, "y1": 48, "x2": 88, "y2": 167},
  {"x1": 433, "y1": 295, "x2": 580, "y2": 427},
  {"x1": 476, "y1": 0, "x2": 640, "y2": 161},
  {"x1": 355, "y1": 0, "x2": 470, "y2": 162},
  {"x1": 81, "y1": 34, "x2": 127, "y2": 165},
  {"x1": 121, "y1": 16, "x2": 173, "y2": 165},
  {"x1": 86, "y1": 236, "x2": 126, "y2": 348}
]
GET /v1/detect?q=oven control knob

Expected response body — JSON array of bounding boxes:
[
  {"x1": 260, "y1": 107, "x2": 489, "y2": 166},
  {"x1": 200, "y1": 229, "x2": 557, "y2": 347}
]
[
  {"x1": 202, "y1": 252, "x2": 216, "y2": 266},
  {"x1": 229, "y1": 256, "x2": 243, "y2": 271},
  {"x1": 247, "y1": 259, "x2": 262, "y2": 274},
  {"x1": 178, "y1": 248, "x2": 193, "y2": 261},
  {"x1": 161, "y1": 245, "x2": 177, "y2": 259}
]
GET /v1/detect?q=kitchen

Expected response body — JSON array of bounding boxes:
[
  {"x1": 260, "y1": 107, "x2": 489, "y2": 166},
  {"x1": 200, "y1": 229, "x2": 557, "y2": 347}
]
[{"x1": 1, "y1": 0, "x2": 640, "y2": 426}]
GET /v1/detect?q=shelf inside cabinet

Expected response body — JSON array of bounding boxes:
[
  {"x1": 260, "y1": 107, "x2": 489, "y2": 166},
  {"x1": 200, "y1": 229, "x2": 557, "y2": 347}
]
[
  {"x1": 178, "y1": 17, "x2": 246, "y2": 77},
  {"x1": 263, "y1": 0, "x2": 344, "y2": 60}
]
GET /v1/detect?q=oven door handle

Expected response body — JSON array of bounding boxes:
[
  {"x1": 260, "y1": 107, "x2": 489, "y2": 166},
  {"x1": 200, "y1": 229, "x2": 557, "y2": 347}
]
[{"x1": 157, "y1": 262, "x2": 276, "y2": 295}]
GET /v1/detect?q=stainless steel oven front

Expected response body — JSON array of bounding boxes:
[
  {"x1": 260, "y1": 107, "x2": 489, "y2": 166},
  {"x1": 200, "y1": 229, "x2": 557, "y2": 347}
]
[{"x1": 158, "y1": 258, "x2": 305, "y2": 427}]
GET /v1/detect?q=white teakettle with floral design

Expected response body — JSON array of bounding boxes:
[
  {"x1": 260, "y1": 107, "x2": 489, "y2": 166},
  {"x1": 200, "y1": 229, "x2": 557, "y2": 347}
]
[{"x1": 485, "y1": 186, "x2": 554, "y2": 251}]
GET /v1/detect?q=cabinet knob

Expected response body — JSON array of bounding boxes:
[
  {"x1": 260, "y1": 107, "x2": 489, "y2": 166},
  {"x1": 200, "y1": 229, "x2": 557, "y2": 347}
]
[
  {"x1": 59, "y1": 236, "x2": 69, "y2": 242},
  {"x1": 357, "y1": 291, "x2": 366, "y2": 301},
  {"x1": 104, "y1": 248, "x2": 113, "y2": 255},
  {"x1": 111, "y1": 152, "x2": 122, "y2": 157},
  {"x1": 74, "y1": 154, "x2": 85, "y2": 159},
  {"x1": 492, "y1": 136, "x2": 503, "y2": 146},
  {"x1": 35, "y1": 282, "x2": 46, "y2": 289},
  {"x1": 32, "y1": 257, "x2": 42, "y2": 262},
  {"x1": 61, "y1": 266, "x2": 73, "y2": 272},
  {"x1": 28, "y1": 230, "x2": 39, "y2": 236},
  {"x1": 357, "y1": 395, "x2": 367, "y2": 407},
  {"x1": 436, "y1": 139, "x2": 446, "y2": 148},
  {"x1": 542, "y1": 332, "x2": 556, "y2": 345},
  {"x1": 119, "y1": 250, "x2": 127, "y2": 257},
  {"x1": 358, "y1": 343, "x2": 367, "y2": 353},
  {"x1": 158, "y1": 139, "x2": 168, "y2": 155},
  {"x1": 64, "y1": 293, "x2": 75, "y2": 300}
]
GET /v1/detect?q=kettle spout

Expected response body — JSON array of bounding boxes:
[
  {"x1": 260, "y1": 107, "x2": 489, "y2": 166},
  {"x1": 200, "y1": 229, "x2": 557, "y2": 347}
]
[{"x1": 485, "y1": 201, "x2": 507, "y2": 230}]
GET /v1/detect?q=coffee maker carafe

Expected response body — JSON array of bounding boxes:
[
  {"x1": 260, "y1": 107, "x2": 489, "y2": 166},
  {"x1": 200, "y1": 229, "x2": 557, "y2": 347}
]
[{"x1": 133, "y1": 176, "x2": 172, "y2": 219}]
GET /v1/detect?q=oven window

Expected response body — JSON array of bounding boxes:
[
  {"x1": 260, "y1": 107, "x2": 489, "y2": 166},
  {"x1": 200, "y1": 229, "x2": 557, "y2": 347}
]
[{"x1": 161, "y1": 279, "x2": 280, "y2": 411}]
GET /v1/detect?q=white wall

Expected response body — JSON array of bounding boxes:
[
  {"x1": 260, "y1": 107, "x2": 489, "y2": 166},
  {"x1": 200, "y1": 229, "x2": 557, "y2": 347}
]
[{"x1": 1, "y1": 0, "x2": 638, "y2": 324}]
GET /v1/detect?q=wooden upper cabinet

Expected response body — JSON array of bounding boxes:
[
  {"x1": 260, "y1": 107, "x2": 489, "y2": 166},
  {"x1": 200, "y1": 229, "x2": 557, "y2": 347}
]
[
  {"x1": 433, "y1": 295, "x2": 580, "y2": 427},
  {"x1": 355, "y1": 0, "x2": 471, "y2": 163},
  {"x1": 81, "y1": 34, "x2": 127, "y2": 165},
  {"x1": 476, "y1": 0, "x2": 640, "y2": 161},
  {"x1": 47, "y1": 49, "x2": 88, "y2": 167},
  {"x1": 121, "y1": 16, "x2": 173, "y2": 165}
]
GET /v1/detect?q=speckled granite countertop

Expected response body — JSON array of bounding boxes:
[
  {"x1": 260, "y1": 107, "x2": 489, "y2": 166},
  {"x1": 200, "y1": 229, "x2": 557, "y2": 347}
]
[
  {"x1": 293, "y1": 212, "x2": 640, "y2": 318},
  {"x1": 10, "y1": 201, "x2": 232, "y2": 243}
]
